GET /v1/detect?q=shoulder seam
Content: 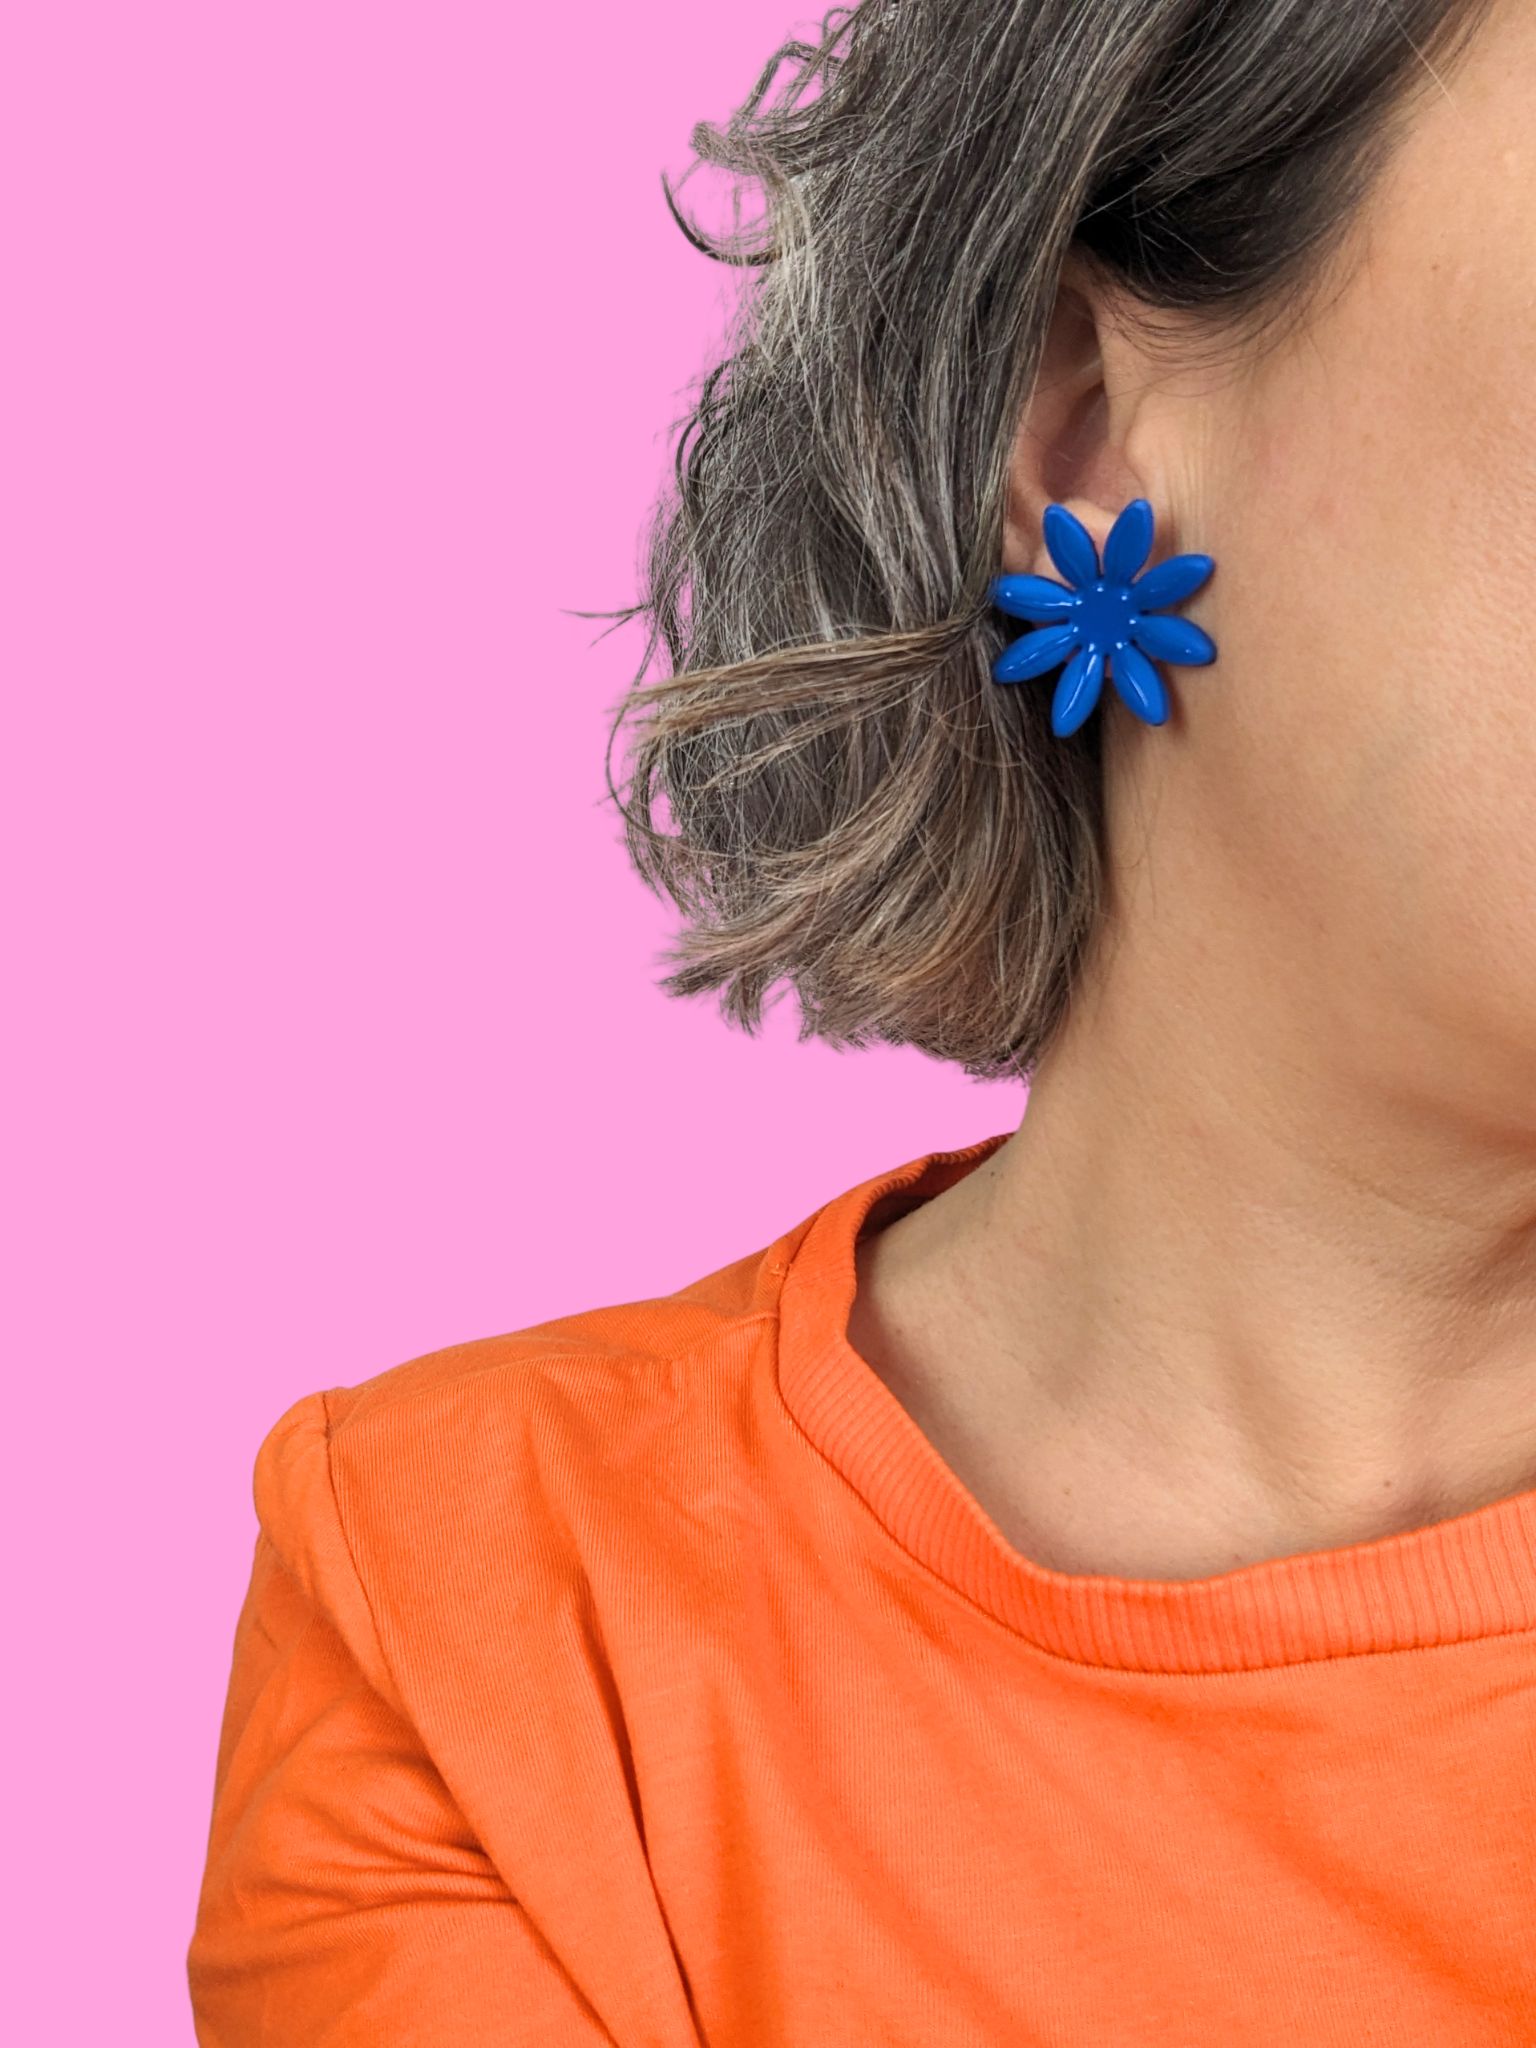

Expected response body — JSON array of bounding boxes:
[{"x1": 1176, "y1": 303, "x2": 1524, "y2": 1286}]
[{"x1": 324, "y1": 1304, "x2": 785, "y2": 1439}]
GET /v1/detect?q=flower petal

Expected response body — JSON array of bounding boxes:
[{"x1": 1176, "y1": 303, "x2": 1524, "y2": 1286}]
[
  {"x1": 1131, "y1": 552, "x2": 1214, "y2": 612},
  {"x1": 993, "y1": 622, "x2": 1080, "y2": 684},
  {"x1": 1052, "y1": 648, "x2": 1105, "y2": 737},
  {"x1": 989, "y1": 573, "x2": 1078, "y2": 623},
  {"x1": 1042, "y1": 504, "x2": 1101, "y2": 590},
  {"x1": 1110, "y1": 641, "x2": 1169, "y2": 726},
  {"x1": 1130, "y1": 613, "x2": 1217, "y2": 667},
  {"x1": 1102, "y1": 499, "x2": 1154, "y2": 585}
]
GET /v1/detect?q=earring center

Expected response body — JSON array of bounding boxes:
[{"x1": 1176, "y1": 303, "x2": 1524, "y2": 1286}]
[{"x1": 1076, "y1": 579, "x2": 1139, "y2": 653}]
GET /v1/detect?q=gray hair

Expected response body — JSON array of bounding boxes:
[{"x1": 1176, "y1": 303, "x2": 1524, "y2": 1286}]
[{"x1": 602, "y1": 0, "x2": 1493, "y2": 1082}]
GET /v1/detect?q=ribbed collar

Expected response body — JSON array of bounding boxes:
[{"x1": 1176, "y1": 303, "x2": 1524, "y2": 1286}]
[{"x1": 774, "y1": 1132, "x2": 1536, "y2": 1672}]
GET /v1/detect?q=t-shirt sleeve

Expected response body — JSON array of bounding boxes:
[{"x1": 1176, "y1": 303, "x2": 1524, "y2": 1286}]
[{"x1": 186, "y1": 1391, "x2": 613, "y2": 2047}]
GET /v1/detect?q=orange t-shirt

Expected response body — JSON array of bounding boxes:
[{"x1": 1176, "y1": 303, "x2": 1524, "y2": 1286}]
[{"x1": 188, "y1": 1131, "x2": 1536, "y2": 2044}]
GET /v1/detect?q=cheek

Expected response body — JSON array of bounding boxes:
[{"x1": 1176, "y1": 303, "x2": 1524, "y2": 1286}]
[{"x1": 1196, "y1": 347, "x2": 1536, "y2": 1018}]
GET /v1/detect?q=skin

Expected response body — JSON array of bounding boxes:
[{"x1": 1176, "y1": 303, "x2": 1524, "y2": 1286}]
[{"x1": 847, "y1": 0, "x2": 1536, "y2": 1581}]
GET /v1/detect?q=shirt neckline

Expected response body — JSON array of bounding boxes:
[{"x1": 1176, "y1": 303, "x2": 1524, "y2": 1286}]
[{"x1": 774, "y1": 1131, "x2": 1536, "y2": 1672}]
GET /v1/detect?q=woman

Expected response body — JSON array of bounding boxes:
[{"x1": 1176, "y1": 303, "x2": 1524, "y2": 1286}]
[{"x1": 189, "y1": 0, "x2": 1536, "y2": 2039}]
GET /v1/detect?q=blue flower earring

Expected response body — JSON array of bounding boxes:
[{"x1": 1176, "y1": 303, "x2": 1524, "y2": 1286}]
[{"x1": 989, "y1": 499, "x2": 1216, "y2": 737}]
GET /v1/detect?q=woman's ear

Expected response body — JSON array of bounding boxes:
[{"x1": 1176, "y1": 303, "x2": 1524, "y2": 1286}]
[{"x1": 999, "y1": 251, "x2": 1152, "y2": 580}]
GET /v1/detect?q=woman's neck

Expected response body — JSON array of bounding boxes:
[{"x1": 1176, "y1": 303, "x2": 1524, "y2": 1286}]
[{"x1": 849, "y1": 925, "x2": 1536, "y2": 1581}]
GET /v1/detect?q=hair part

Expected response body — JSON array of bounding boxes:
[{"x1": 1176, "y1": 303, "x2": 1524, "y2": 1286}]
[{"x1": 602, "y1": 0, "x2": 1494, "y2": 1082}]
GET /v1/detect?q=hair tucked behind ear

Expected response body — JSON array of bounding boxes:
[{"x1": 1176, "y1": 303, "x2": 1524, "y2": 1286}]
[{"x1": 601, "y1": 0, "x2": 1492, "y2": 1083}]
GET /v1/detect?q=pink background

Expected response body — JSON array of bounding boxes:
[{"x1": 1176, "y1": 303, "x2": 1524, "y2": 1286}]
[{"x1": 5, "y1": 5, "x2": 1016, "y2": 2038}]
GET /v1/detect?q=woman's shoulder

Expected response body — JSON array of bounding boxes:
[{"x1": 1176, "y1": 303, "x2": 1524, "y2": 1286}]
[
  {"x1": 249, "y1": 1224, "x2": 803, "y2": 1607},
  {"x1": 334, "y1": 1223, "x2": 792, "y2": 1443}
]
